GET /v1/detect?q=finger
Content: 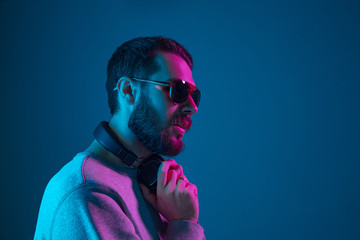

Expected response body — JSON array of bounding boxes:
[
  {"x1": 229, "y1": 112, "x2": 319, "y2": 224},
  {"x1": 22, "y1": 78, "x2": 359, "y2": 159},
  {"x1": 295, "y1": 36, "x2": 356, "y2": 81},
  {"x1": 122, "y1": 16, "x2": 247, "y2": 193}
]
[
  {"x1": 193, "y1": 184, "x2": 198, "y2": 197},
  {"x1": 165, "y1": 169, "x2": 178, "y2": 190},
  {"x1": 158, "y1": 159, "x2": 176, "y2": 188},
  {"x1": 139, "y1": 183, "x2": 157, "y2": 208},
  {"x1": 167, "y1": 169, "x2": 174, "y2": 184},
  {"x1": 171, "y1": 164, "x2": 183, "y2": 179},
  {"x1": 178, "y1": 174, "x2": 189, "y2": 183},
  {"x1": 185, "y1": 183, "x2": 198, "y2": 197},
  {"x1": 175, "y1": 177, "x2": 186, "y2": 193}
]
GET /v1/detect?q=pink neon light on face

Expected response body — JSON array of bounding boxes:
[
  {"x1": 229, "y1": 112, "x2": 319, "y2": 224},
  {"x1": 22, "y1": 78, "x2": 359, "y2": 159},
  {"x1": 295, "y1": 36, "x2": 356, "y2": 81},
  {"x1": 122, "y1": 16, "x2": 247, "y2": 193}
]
[{"x1": 148, "y1": 52, "x2": 198, "y2": 155}]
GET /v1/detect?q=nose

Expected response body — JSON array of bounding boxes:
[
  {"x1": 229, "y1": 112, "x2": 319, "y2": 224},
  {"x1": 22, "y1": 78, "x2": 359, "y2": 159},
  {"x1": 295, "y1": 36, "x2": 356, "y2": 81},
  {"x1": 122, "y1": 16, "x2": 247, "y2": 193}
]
[{"x1": 181, "y1": 96, "x2": 198, "y2": 115}]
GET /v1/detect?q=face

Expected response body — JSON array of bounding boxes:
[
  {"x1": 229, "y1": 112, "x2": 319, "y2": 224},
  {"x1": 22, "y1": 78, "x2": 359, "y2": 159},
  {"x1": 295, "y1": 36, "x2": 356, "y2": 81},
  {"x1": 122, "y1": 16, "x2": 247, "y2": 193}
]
[{"x1": 128, "y1": 52, "x2": 198, "y2": 156}]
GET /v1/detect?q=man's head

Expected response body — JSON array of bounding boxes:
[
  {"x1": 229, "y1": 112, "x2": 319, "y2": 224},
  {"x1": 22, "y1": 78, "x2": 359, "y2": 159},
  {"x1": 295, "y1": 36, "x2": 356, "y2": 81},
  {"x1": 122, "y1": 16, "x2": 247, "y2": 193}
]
[
  {"x1": 106, "y1": 37, "x2": 193, "y2": 115},
  {"x1": 107, "y1": 37, "x2": 199, "y2": 156}
]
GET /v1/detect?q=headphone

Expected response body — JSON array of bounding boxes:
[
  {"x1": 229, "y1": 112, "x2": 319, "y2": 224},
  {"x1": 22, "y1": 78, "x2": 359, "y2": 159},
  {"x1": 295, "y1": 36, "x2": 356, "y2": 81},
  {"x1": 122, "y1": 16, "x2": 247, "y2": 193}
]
[{"x1": 93, "y1": 121, "x2": 164, "y2": 194}]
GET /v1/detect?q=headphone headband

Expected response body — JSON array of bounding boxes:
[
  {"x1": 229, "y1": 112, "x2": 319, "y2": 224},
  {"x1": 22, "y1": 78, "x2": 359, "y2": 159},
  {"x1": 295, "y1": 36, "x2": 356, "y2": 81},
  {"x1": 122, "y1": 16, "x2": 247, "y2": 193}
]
[{"x1": 93, "y1": 121, "x2": 137, "y2": 166}]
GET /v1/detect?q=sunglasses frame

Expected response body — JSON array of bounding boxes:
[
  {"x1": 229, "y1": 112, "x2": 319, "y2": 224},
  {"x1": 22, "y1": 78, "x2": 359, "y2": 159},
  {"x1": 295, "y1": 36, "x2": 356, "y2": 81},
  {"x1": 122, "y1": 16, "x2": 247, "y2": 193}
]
[{"x1": 114, "y1": 77, "x2": 200, "y2": 106}]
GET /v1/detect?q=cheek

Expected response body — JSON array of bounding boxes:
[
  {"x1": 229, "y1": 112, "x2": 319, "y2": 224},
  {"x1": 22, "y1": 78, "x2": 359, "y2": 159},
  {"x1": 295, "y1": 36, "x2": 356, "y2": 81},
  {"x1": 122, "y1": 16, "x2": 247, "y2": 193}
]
[
  {"x1": 162, "y1": 94, "x2": 178, "y2": 122},
  {"x1": 165, "y1": 105, "x2": 178, "y2": 122},
  {"x1": 157, "y1": 99, "x2": 178, "y2": 127},
  {"x1": 150, "y1": 89, "x2": 175, "y2": 125}
]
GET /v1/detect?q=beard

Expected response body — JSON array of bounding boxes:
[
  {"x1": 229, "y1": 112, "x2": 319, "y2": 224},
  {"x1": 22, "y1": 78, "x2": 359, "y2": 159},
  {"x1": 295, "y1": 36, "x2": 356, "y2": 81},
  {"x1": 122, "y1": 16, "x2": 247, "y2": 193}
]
[{"x1": 128, "y1": 94, "x2": 191, "y2": 156}]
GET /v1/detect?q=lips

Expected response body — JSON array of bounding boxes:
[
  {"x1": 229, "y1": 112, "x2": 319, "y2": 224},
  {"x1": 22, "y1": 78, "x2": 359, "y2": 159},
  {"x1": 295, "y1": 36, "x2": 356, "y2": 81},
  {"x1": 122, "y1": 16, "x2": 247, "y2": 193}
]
[
  {"x1": 172, "y1": 116, "x2": 192, "y2": 131},
  {"x1": 172, "y1": 125, "x2": 185, "y2": 137},
  {"x1": 174, "y1": 123, "x2": 185, "y2": 129}
]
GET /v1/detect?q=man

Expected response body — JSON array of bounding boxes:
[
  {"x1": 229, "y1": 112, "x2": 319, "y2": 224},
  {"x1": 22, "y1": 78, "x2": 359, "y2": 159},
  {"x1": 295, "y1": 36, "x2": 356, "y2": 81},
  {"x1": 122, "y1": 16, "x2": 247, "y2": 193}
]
[{"x1": 34, "y1": 37, "x2": 205, "y2": 239}]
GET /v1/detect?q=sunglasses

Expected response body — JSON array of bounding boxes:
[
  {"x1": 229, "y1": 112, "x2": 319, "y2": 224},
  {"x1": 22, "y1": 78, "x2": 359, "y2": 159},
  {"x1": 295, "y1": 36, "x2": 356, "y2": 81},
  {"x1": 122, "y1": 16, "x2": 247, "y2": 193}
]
[{"x1": 114, "y1": 77, "x2": 201, "y2": 107}]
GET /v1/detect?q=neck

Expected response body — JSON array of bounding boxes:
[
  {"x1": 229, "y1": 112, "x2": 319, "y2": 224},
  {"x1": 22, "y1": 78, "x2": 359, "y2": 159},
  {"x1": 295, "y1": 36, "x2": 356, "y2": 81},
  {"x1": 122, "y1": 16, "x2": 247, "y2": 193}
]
[{"x1": 85, "y1": 118, "x2": 153, "y2": 168}]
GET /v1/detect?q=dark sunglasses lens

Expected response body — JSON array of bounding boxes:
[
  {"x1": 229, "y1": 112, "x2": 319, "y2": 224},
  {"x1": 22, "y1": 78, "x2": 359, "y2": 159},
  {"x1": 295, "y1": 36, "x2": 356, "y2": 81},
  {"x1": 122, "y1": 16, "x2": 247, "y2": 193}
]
[
  {"x1": 171, "y1": 81, "x2": 189, "y2": 103},
  {"x1": 191, "y1": 89, "x2": 201, "y2": 107}
]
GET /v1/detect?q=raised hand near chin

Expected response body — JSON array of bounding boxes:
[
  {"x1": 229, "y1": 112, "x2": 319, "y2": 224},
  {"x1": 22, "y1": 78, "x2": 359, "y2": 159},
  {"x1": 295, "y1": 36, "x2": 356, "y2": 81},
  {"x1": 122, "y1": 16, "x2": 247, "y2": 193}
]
[{"x1": 139, "y1": 159, "x2": 199, "y2": 224}]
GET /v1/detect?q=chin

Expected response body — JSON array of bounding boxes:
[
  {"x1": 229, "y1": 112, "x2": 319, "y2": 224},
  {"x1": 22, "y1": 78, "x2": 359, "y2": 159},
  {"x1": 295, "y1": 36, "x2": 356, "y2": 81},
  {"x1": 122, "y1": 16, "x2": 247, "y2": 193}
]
[{"x1": 159, "y1": 132, "x2": 184, "y2": 156}]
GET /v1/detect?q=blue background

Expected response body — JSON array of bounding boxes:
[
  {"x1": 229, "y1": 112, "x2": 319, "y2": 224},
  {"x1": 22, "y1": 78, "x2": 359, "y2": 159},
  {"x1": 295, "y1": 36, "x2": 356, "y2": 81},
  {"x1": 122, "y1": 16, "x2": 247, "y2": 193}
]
[{"x1": 1, "y1": 0, "x2": 359, "y2": 239}]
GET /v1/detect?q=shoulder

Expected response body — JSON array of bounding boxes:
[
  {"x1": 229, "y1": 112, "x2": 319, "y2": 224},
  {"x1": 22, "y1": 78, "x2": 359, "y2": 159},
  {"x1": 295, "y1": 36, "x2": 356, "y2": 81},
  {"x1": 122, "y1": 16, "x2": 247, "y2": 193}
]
[
  {"x1": 81, "y1": 153, "x2": 138, "y2": 193},
  {"x1": 51, "y1": 184, "x2": 138, "y2": 239},
  {"x1": 54, "y1": 183, "x2": 125, "y2": 217}
]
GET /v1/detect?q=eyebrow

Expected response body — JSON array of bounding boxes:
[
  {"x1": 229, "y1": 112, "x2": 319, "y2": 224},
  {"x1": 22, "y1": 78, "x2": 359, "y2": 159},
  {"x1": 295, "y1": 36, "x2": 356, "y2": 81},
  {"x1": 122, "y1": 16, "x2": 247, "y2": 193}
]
[
  {"x1": 168, "y1": 78, "x2": 196, "y2": 87},
  {"x1": 130, "y1": 77, "x2": 197, "y2": 89}
]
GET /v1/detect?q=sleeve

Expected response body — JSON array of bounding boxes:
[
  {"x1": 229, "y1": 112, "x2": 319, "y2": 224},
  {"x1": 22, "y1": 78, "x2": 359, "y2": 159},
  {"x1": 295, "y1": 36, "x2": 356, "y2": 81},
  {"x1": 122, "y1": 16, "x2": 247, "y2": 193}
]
[
  {"x1": 51, "y1": 185, "x2": 141, "y2": 240},
  {"x1": 166, "y1": 220, "x2": 206, "y2": 240}
]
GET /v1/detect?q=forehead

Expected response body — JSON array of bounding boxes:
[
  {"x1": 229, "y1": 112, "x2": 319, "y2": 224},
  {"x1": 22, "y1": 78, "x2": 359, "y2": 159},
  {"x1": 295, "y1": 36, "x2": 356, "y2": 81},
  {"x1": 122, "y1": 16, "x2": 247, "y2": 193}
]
[{"x1": 149, "y1": 52, "x2": 195, "y2": 86}]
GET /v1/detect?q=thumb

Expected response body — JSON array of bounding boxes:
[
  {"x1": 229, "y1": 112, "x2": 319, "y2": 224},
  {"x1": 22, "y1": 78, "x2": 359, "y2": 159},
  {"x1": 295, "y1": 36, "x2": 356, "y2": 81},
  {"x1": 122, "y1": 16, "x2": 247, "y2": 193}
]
[{"x1": 139, "y1": 183, "x2": 157, "y2": 209}]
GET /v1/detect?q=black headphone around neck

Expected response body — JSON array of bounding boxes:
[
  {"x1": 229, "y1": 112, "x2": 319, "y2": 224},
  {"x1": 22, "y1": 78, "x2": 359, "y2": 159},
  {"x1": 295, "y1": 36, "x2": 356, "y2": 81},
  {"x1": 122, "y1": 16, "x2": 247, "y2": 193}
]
[{"x1": 93, "y1": 121, "x2": 164, "y2": 193}]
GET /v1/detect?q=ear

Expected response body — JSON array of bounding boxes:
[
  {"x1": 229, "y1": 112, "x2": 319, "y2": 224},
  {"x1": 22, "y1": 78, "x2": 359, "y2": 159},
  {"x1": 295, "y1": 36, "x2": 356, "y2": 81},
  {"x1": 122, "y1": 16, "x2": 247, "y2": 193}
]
[{"x1": 115, "y1": 76, "x2": 136, "y2": 105}]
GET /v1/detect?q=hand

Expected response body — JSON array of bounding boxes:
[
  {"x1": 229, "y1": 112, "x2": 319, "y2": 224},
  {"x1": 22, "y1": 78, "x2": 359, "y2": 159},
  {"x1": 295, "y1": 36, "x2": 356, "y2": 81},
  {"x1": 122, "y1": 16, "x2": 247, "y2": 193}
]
[{"x1": 139, "y1": 159, "x2": 199, "y2": 223}]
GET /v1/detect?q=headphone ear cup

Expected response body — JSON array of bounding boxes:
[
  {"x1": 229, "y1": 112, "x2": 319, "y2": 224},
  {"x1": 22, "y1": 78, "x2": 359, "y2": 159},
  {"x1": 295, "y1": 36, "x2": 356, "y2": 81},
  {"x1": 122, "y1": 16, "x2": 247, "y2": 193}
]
[
  {"x1": 138, "y1": 154, "x2": 164, "y2": 194},
  {"x1": 147, "y1": 153, "x2": 165, "y2": 162}
]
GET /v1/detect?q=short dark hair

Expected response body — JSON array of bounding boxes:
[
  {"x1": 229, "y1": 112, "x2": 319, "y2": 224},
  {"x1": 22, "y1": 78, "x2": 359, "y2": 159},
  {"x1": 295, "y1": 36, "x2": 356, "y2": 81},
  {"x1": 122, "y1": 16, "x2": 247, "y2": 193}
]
[{"x1": 106, "y1": 36, "x2": 193, "y2": 115}]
